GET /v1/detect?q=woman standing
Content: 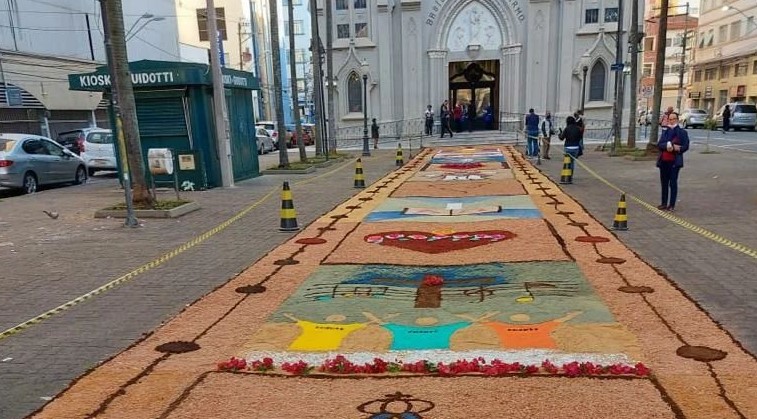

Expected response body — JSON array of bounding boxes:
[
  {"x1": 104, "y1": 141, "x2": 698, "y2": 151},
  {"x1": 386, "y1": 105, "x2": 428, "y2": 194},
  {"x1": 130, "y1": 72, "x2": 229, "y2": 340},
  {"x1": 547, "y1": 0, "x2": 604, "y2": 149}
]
[
  {"x1": 722, "y1": 105, "x2": 731, "y2": 133},
  {"x1": 656, "y1": 112, "x2": 690, "y2": 212}
]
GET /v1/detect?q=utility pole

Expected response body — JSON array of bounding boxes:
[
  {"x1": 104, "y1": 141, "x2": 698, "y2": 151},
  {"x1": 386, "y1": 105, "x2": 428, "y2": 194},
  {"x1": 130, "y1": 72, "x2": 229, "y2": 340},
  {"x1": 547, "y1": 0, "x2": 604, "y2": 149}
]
[
  {"x1": 269, "y1": 0, "x2": 290, "y2": 167},
  {"x1": 206, "y1": 1, "x2": 234, "y2": 186},
  {"x1": 99, "y1": 0, "x2": 138, "y2": 226},
  {"x1": 611, "y1": 0, "x2": 626, "y2": 152},
  {"x1": 647, "y1": 0, "x2": 670, "y2": 151},
  {"x1": 325, "y1": 0, "x2": 336, "y2": 152},
  {"x1": 309, "y1": 0, "x2": 325, "y2": 157},
  {"x1": 287, "y1": 0, "x2": 306, "y2": 162},
  {"x1": 238, "y1": 21, "x2": 244, "y2": 71},
  {"x1": 101, "y1": 0, "x2": 152, "y2": 208},
  {"x1": 626, "y1": 0, "x2": 640, "y2": 148},
  {"x1": 675, "y1": 3, "x2": 690, "y2": 112}
]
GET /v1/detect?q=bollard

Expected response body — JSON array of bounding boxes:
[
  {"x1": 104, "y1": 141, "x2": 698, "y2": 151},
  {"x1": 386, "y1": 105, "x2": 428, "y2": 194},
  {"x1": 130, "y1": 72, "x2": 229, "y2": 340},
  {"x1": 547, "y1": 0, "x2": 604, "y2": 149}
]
[
  {"x1": 396, "y1": 143, "x2": 404, "y2": 166},
  {"x1": 279, "y1": 181, "x2": 300, "y2": 232},
  {"x1": 559, "y1": 154, "x2": 573, "y2": 184},
  {"x1": 611, "y1": 193, "x2": 629, "y2": 231},
  {"x1": 354, "y1": 158, "x2": 366, "y2": 189}
]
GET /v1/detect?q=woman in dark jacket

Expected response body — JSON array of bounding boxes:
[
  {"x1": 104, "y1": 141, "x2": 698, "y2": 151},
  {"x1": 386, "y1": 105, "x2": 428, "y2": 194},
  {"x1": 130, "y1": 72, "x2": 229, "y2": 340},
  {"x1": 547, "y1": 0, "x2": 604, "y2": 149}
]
[
  {"x1": 559, "y1": 116, "x2": 582, "y2": 173},
  {"x1": 656, "y1": 112, "x2": 690, "y2": 211}
]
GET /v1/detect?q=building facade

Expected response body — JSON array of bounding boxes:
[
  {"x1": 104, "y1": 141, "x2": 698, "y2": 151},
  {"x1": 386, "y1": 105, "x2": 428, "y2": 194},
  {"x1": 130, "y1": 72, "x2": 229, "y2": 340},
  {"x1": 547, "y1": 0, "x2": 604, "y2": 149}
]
[
  {"x1": 640, "y1": 10, "x2": 698, "y2": 112},
  {"x1": 688, "y1": 0, "x2": 757, "y2": 113},
  {"x1": 0, "y1": 0, "x2": 180, "y2": 136},
  {"x1": 315, "y1": 0, "x2": 637, "y2": 131}
]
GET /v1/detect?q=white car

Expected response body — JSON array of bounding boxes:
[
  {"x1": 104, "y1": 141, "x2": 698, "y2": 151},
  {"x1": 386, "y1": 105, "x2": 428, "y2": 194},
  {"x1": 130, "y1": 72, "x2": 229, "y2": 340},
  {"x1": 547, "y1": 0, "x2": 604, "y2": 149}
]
[
  {"x1": 255, "y1": 127, "x2": 275, "y2": 154},
  {"x1": 256, "y1": 121, "x2": 292, "y2": 149},
  {"x1": 56, "y1": 128, "x2": 116, "y2": 176}
]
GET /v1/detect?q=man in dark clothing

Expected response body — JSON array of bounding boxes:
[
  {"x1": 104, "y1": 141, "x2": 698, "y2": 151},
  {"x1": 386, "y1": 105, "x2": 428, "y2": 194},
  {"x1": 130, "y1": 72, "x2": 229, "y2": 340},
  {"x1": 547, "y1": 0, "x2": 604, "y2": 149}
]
[
  {"x1": 371, "y1": 118, "x2": 380, "y2": 149},
  {"x1": 722, "y1": 105, "x2": 731, "y2": 133},
  {"x1": 440, "y1": 100, "x2": 453, "y2": 138},
  {"x1": 559, "y1": 116, "x2": 582, "y2": 174},
  {"x1": 525, "y1": 108, "x2": 540, "y2": 157}
]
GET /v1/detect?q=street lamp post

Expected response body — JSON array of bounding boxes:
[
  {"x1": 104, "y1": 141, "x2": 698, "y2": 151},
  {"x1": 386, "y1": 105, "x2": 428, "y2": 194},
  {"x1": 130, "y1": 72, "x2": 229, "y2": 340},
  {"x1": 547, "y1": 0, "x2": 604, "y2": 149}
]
[
  {"x1": 362, "y1": 72, "x2": 370, "y2": 156},
  {"x1": 125, "y1": 13, "x2": 165, "y2": 41},
  {"x1": 581, "y1": 65, "x2": 588, "y2": 112}
]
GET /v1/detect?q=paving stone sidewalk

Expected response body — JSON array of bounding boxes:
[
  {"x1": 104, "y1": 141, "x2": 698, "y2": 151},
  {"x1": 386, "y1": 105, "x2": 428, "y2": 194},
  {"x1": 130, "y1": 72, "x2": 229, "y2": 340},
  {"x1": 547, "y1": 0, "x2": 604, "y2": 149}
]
[
  {"x1": 537, "y1": 144, "x2": 757, "y2": 355},
  {"x1": 0, "y1": 151, "x2": 399, "y2": 419}
]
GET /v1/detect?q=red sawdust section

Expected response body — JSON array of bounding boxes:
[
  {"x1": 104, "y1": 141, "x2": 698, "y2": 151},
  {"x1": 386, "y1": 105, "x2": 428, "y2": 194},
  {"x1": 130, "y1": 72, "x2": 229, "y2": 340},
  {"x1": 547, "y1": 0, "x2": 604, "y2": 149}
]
[
  {"x1": 324, "y1": 219, "x2": 572, "y2": 265},
  {"x1": 163, "y1": 373, "x2": 677, "y2": 419},
  {"x1": 392, "y1": 179, "x2": 526, "y2": 197},
  {"x1": 32, "y1": 146, "x2": 757, "y2": 419},
  {"x1": 424, "y1": 161, "x2": 506, "y2": 172}
]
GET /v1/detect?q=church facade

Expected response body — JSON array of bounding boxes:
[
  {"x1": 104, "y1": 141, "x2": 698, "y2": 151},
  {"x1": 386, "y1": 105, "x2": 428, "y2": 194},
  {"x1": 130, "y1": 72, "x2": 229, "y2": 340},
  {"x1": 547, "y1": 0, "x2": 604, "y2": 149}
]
[{"x1": 316, "y1": 0, "x2": 638, "y2": 130}]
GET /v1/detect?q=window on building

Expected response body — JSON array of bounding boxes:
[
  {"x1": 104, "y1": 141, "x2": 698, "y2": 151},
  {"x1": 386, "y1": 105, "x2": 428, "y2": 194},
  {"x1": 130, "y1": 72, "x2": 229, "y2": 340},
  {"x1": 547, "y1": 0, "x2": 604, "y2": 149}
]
[
  {"x1": 735, "y1": 63, "x2": 748, "y2": 76},
  {"x1": 347, "y1": 72, "x2": 363, "y2": 113},
  {"x1": 336, "y1": 0, "x2": 349, "y2": 10},
  {"x1": 671, "y1": 64, "x2": 682, "y2": 74},
  {"x1": 698, "y1": 32, "x2": 705, "y2": 48},
  {"x1": 644, "y1": 37, "x2": 655, "y2": 51},
  {"x1": 707, "y1": 29, "x2": 714, "y2": 46},
  {"x1": 354, "y1": 0, "x2": 367, "y2": 8},
  {"x1": 665, "y1": 37, "x2": 672, "y2": 47},
  {"x1": 604, "y1": 7, "x2": 619, "y2": 22},
  {"x1": 295, "y1": 49, "x2": 307, "y2": 64},
  {"x1": 196, "y1": 8, "x2": 227, "y2": 41},
  {"x1": 284, "y1": 20, "x2": 304, "y2": 36},
  {"x1": 283, "y1": 0, "x2": 302, "y2": 5},
  {"x1": 705, "y1": 67, "x2": 717, "y2": 80},
  {"x1": 694, "y1": 70, "x2": 702, "y2": 81},
  {"x1": 719, "y1": 65, "x2": 730, "y2": 79},
  {"x1": 718, "y1": 25, "x2": 728, "y2": 43},
  {"x1": 718, "y1": 90, "x2": 728, "y2": 108},
  {"x1": 753, "y1": 61, "x2": 757, "y2": 74},
  {"x1": 730, "y1": 21, "x2": 741, "y2": 40},
  {"x1": 589, "y1": 61, "x2": 606, "y2": 101},
  {"x1": 642, "y1": 63, "x2": 653, "y2": 77},
  {"x1": 585, "y1": 9, "x2": 599, "y2": 24},
  {"x1": 355, "y1": 23, "x2": 368, "y2": 37},
  {"x1": 297, "y1": 79, "x2": 305, "y2": 92},
  {"x1": 337, "y1": 24, "x2": 350, "y2": 39}
]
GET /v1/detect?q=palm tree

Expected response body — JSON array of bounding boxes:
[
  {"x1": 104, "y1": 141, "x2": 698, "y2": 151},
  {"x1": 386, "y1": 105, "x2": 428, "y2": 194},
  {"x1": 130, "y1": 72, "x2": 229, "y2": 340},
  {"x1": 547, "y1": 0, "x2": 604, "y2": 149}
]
[
  {"x1": 287, "y1": 0, "x2": 306, "y2": 162},
  {"x1": 269, "y1": 0, "x2": 290, "y2": 167}
]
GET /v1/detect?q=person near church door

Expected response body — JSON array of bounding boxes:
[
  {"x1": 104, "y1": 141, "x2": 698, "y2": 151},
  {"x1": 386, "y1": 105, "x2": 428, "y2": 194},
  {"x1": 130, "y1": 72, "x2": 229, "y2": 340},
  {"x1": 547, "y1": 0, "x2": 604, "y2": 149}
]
[
  {"x1": 466, "y1": 102, "x2": 474, "y2": 132},
  {"x1": 525, "y1": 108, "x2": 540, "y2": 157},
  {"x1": 453, "y1": 102, "x2": 463, "y2": 132},
  {"x1": 424, "y1": 105, "x2": 434, "y2": 136},
  {"x1": 539, "y1": 111, "x2": 555, "y2": 160},
  {"x1": 440, "y1": 100, "x2": 453, "y2": 138}
]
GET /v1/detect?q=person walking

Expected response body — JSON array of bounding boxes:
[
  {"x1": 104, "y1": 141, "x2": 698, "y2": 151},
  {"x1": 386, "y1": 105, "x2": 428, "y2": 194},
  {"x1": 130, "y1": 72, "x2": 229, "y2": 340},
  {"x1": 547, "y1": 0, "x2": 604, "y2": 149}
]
[
  {"x1": 539, "y1": 111, "x2": 555, "y2": 160},
  {"x1": 656, "y1": 112, "x2": 690, "y2": 212},
  {"x1": 371, "y1": 118, "x2": 380, "y2": 149},
  {"x1": 424, "y1": 105, "x2": 434, "y2": 136},
  {"x1": 525, "y1": 108, "x2": 540, "y2": 157},
  {"x1": 722, "y1": 105, "x2": 731, "y2": 133},
  {"x1": 440, "y1": 100, "x2": 453, "y2": 138},
  {"x1": 559, "y1": 116, "x2": 582, "y2": 174},
  {"x1": 453, "y1": 102, "x2": 463, "y2": 132},
  {"x1": 573, "y1": 110, "x2": 585, "y2": 156}
]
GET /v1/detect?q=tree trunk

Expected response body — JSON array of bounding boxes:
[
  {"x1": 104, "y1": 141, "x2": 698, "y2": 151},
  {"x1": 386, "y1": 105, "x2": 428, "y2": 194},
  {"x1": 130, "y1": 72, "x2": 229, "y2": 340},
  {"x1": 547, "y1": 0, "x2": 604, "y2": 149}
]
[
  {"x1": 626, "y1": 0, "x2": 639, "y2": 148},
  {"x1": 104, "y1": 0, "x2": 152, "y2": 205},
  {"x1": 647, "y1": 0, "x2": 669, "y2": 151},
  {"x1": 309, "y1": 0, "x2": 323, "y2": 157},
  {"x1": 269, "y1": 0, "x2": 289, "y2": 167},
  {"x1": 325, "y1": 0, "x2": 337, "y2": 153},
  {"x1": 287, "y1": 0, "x2": 306, "y2": 162}
]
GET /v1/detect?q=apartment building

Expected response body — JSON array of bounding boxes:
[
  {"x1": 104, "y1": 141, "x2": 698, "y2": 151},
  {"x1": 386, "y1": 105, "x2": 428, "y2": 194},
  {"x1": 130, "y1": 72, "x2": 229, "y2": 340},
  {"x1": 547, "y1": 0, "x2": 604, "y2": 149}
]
[
  {"x1": 640, "y1": 7, "x2": 699, "y2": 112},
  {"x1": 688, "y1": 0, "x2": 757, "y2": 113},
  {"x1": 0, "y1": 0, "x2": 180, "y2": 136}
]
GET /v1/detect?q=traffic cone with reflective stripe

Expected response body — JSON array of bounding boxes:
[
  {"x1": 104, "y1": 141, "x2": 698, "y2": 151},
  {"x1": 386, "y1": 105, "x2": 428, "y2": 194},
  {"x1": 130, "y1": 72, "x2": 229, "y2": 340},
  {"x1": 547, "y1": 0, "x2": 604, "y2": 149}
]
[
  {"x1": 559, "y1": 153, "x2": 573, "y2": 184},
  {"x1": 279, "y1": 181, "x2": 299, "y2": 232},
  {"x1": 396, "y1": 143, "x2": 404, "y2": 166},
  {"x1": 354, "y1": 158, "x2": 366, "y2": 189},
  {"x1": 612, "y1": 193, "x2": 629, "y2": 231}
]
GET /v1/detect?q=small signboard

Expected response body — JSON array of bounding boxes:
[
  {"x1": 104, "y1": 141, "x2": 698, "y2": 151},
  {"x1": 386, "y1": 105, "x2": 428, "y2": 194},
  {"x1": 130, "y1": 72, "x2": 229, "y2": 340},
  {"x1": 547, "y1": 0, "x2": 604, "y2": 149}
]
[
  {"x1": 6, "y1": 86, "x2": 22, "y2": 106},
  {"x1": 610, "y1": 63, "x2": 625, "y2": 72},
  {"x1": 641, "y1": 85, "x2": 654, "y2": 98},
  {"x1": 148, "y1": 148, "x2": 174, "y2": 175}
]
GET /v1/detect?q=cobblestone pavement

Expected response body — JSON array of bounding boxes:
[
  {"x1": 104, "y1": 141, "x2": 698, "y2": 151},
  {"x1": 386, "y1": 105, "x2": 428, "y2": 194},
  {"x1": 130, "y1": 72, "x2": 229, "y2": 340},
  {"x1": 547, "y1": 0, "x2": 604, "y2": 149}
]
[
  {"x1": 0, "y1": 150, "x2": 399, "y2": 419},
  {"x1": 536, "y1": 141, "x2": 757, "y2": 354}
]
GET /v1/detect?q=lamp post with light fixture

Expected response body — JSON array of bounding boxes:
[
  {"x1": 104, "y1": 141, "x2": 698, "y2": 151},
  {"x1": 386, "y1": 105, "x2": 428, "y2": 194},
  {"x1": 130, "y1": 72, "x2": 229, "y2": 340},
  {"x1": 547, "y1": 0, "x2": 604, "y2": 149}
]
[
  {"x1": 125, "y1": 13, "x2": 165, "y2": 41},
  {"x1": 362, "y1": 70, "x2": 370, "y2": 156},
  {"x1": 722, "y1": 5, "x2": 757, "y2": 34},
  {"x1": 581, "y1": 65, "x2": 588, "y2": 112}
]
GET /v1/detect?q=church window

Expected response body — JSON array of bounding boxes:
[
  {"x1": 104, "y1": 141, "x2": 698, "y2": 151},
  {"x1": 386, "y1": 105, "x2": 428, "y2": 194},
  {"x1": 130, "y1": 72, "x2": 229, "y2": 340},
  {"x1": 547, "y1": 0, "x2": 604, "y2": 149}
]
[
  {"x1": 354, "y1": 0, "x2": 367, "y2": 8},
  {"x1": 604, "y1": 8, "x2": 619, "y2": 23},
  {"x1": 336, "y1": 0, "x2": 349, "y2": 10},
  {"x1": 355, "y1": 23, "x2": 368, "y2": 37},
  {"x1": 337, "y1": 24, "x2": 350, "y2": 39},
  {"x1": 347, "y1": 72, "x2": 363, "y2": 113},
  {"x1": 589, "y1": 61, "x2": 606, "y2": 101},
  {"x1": 585, "y1": 9, "x2": 599, "y2": 24}
]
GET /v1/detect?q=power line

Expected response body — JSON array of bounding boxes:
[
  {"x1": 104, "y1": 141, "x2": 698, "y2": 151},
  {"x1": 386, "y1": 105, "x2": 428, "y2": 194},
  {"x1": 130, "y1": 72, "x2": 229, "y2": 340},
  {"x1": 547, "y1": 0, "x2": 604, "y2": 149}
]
[{"x1": 0, "y1": 24, "x2": 91, "y2": 32}]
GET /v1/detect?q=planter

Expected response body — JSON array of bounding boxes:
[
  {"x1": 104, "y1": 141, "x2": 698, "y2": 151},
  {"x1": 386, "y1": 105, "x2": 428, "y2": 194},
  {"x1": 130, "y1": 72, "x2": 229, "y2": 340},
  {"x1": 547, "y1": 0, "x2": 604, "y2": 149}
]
[
  {"x1": 94, "y1": 201, "x2": 200, "y2": 219},
  {"x1": 261, "y1": 166, "x2": 316, "y2": 175},
  {"x1": 314, "y1": 157, "x2": 344, "y2": 168}
]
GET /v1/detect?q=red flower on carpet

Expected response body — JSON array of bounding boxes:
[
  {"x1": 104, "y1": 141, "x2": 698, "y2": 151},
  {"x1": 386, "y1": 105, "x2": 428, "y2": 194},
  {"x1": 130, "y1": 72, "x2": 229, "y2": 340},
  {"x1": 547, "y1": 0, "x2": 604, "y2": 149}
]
[{"x1": 422, "y1": 274, "x2": 444, "y2": 286}]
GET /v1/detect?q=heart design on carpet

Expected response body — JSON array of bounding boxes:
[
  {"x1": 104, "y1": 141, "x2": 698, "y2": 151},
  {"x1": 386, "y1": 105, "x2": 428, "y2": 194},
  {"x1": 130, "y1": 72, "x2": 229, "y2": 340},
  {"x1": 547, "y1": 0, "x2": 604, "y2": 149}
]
[{"x1": 364, "y1": 230, "x2": 516, "y2": 254}]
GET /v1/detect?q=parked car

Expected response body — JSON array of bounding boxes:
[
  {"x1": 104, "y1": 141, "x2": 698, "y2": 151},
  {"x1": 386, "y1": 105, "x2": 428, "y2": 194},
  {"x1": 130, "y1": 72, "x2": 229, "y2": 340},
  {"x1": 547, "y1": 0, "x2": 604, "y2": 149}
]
[
  {"x1": 285, "y1": 124, "x2": 314, "y2": 147},
  {"x1": 715, "y1": 103, "x2": 757, "y2": 131},
  {"x1": 0, "y1": 133, "x2": 88, "y2": 194},
  {"x1": 256, "y1": 121, "x2": 292, "y2": 149},
  {"x1": 255, "y1": 127, "x2": 275, "y2": 154},
  {"x1": 681, "y1": 109, "x2": 708, "y2": 129},
  {"x1": 56, "y1": 128, "x2": 116, "y2": 176}
]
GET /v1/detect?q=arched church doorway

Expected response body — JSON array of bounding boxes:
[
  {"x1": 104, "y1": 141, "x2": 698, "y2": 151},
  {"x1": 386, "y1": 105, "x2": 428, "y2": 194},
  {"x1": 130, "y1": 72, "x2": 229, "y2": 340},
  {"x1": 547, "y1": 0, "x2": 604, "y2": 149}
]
[{"x1": 448, "y1": 61, "x2": 499, "y2": 131}]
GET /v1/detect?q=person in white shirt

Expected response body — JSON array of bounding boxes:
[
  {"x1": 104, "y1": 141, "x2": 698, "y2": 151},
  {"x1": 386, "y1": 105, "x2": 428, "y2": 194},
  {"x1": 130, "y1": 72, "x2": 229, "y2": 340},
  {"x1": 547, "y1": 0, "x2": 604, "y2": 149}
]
[
  {"x1": 539, "y1": 111, "x2": 555, "y2": 160},
  {"x1": 424, "y1": 105, "x2": 434, "y2": 136}
]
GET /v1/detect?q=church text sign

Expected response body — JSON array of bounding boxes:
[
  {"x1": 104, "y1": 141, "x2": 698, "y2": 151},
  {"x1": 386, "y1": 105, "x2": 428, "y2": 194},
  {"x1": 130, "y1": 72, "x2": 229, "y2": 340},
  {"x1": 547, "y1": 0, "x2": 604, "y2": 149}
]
[{"x1": 425, "y1": 0, "x2": 525, "y2": 26}]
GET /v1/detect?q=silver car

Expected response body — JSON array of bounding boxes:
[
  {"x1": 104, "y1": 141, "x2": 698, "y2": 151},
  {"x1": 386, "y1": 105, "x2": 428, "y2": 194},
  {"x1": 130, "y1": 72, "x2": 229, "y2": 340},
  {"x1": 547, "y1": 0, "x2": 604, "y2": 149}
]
[
  {"x1": 0, "y1": 133, "x2": 88, "y2": 194},
  {"x1": 715, "y1": 103, "x2": 757, "y2": 131},
  {"x1": 255, "y1": 127, "x2": 274, "y2": 154},
  {"x1": 681, "y1": 109, "x2": 708, "y2": 129}
]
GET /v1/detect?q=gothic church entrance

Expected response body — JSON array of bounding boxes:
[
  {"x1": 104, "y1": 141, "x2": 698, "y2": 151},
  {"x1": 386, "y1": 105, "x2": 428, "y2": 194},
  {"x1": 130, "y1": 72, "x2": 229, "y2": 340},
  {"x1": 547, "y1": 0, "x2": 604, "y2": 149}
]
[{"x1": 448, "y1": 61, "x2": 499, "y2": 131}]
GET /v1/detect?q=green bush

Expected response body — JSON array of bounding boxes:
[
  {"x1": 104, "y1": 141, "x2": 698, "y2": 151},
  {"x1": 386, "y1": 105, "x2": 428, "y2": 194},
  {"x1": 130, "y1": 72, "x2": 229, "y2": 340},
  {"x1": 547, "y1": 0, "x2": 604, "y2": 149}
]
[{"x1": 703, "y1": 118, "x2": 717, "y2": 131}]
